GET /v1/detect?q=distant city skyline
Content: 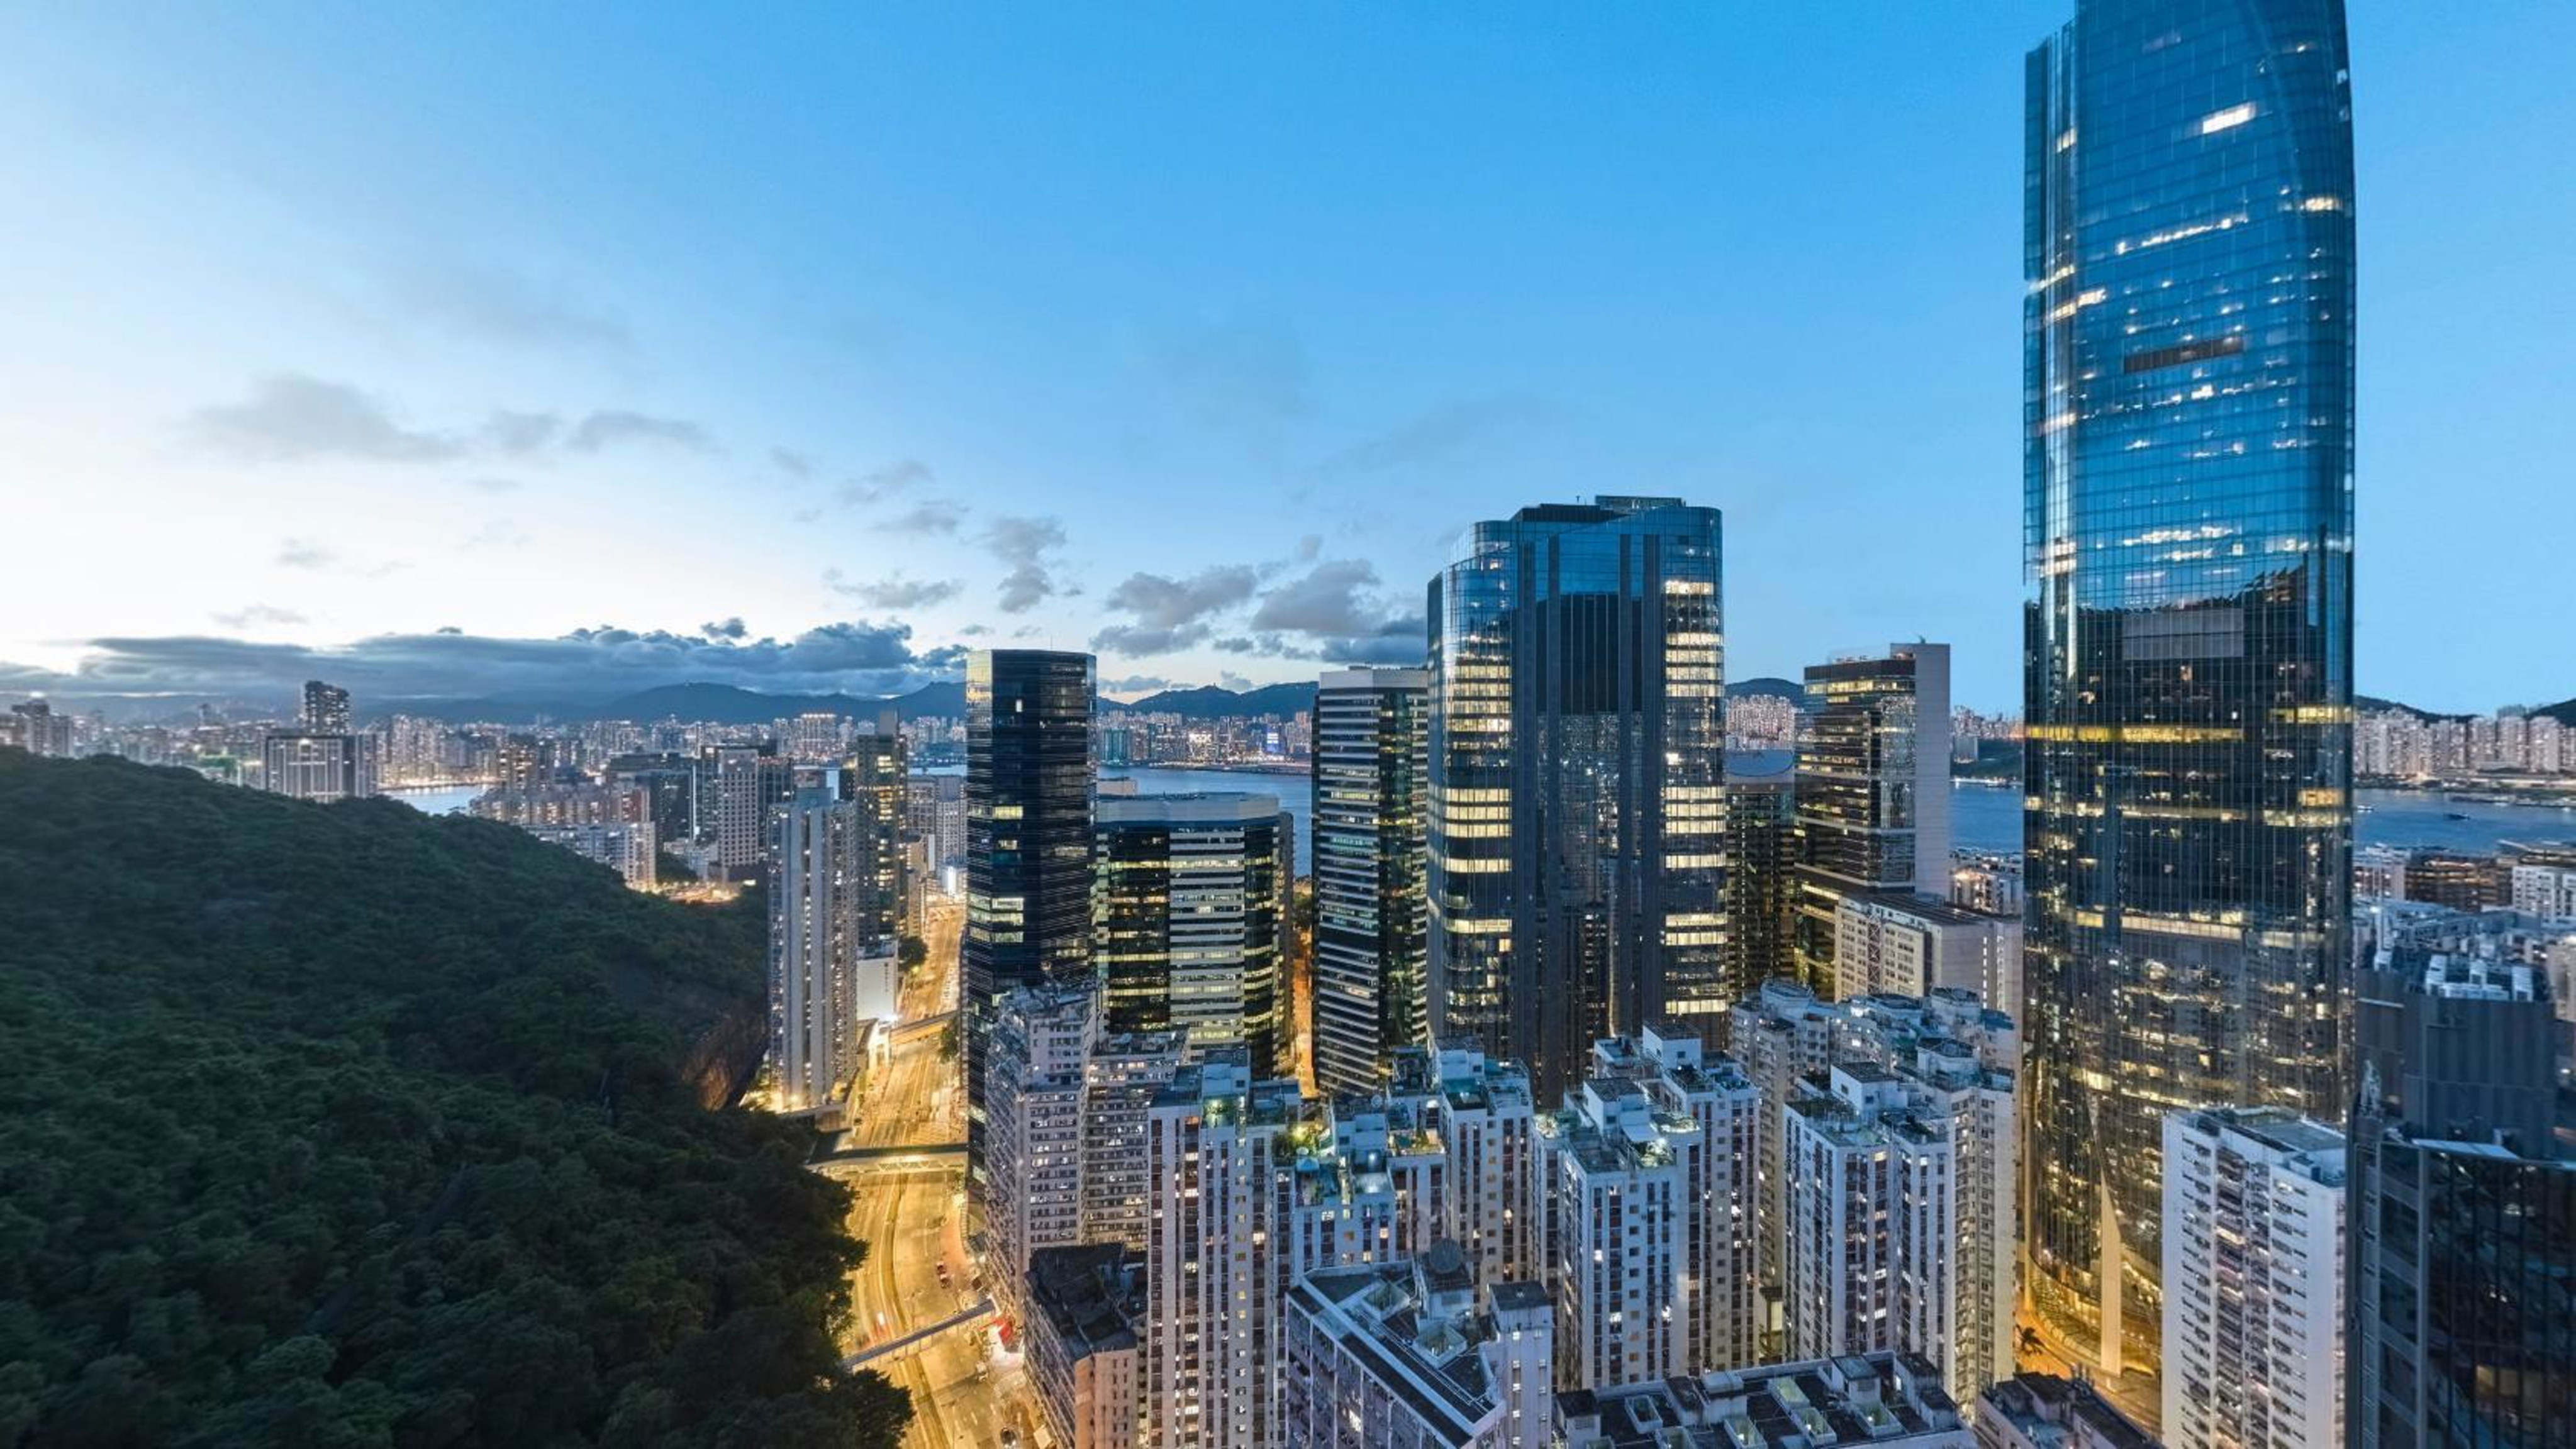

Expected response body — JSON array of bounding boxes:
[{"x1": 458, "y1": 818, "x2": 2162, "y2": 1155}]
[{"x1": 4, "y1": 4, "x2": 2571, "y2": 714}]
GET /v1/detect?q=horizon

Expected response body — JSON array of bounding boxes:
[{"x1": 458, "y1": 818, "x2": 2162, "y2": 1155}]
[{"x1": 4, "y1": 4, "x2": 2572, "y2": 716}]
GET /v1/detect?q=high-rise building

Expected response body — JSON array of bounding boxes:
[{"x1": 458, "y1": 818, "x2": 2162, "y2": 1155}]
[
  {"x1": 1792, "y1": 643, "x2": 1951, "y2": 997},
  {"x1": 260, "y1": 730, "x2": 378, "y2": 802},
  {"x1": 783, "y1": 711, "x2": 849, "y2": 764},
  {"x1": 1079, "y1": 1026, "x2": 1187, "y2": 1250},
  {"x1": 1978, "y1": 1375, "x2": 2158, "y2": 1449},
  {"x1": 964, "y1": 649, "x2": 1094, "y2": 1187},
  {"x1": 2021, "y1": 0, "x2": 2357, "y2": 1406},
  {"x1": 906, "y1": 772, "x2": 967, "y2": 881},
  {"x1": 840, "y1": 724, "x2": 910, "y2": 936},
  {"x1": 987, "y1": 984, "x2": 1093, "y2": 1313},
  {"x1": 1281, "y1": 1244, "x2": 1554, "y2": 1449},
  {"x1": 769, "y1": 788, "x2": 893, "y2": 1116},
  {"x1": 1026, "y1": 1243, "x2": 1146, "y2": 1449},
  {"x1": 2159, "y1": 1107, "x2": 2345, "y2": 1449},
  {"x1": 521, "y1": 821, "x2": 658, "y2": 889},
  {"x1": 700, "y1": 743, "x2": 794, "y2": 880},
  {"x1": 6, "y1": 699, "x2": 75, "y2": 758},
  {"x1": 1096, "y1": 792, "x2": 1289, "y2": 1077},
  {"x1": 1142, "y1": 1062, "x2": 1396, "y2": 1449},
  {"x1": 1833, "y1": 892, "x2": 2022, "y2": 1015},
  {"x1": 1727, "y1": 751, "x2": 1800, "y2": 996},
  {"x1": 299, "y1": 679, "x2": 351, "y2": 732},
  {"x1": 1535, "y1": 1030, "x2": 1758, "y2": 1390},
  {"x1": 2348, "y1": 950, "x2": 2572, "y2": 1449},
  {"x1": 1427, "y1": 496, "x2": 1727, "y2": 1101},
  {"x1": 1382, "y1": 1045, "x2": 1545, "y2": 1289},
  {"x1": 1311, "y1": 667, "x2": 1431, "y2": 1097}
]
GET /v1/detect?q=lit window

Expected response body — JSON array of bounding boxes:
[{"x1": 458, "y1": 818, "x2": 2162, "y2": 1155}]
[{"x1": 2199, "y1": 103, "x2": 2256, "y2": 135}]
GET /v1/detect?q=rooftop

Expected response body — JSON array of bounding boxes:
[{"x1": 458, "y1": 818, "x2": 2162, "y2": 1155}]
[{"x1": 1559, "y1": 1352, "x2": 1963, "y2": 1449}]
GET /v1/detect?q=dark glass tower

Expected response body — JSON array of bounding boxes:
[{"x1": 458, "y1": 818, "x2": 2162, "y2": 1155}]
[
  {"x1": 2021, "y1": 0, "x2": 2356, "y2": 1413},
  {"x1": 1790, "y1": 643, "x2": 1951, "y2": 999},
  {"x1": 963, "y1": 649, "x2": 1094, "y2": 1186},
  {"x1": 1311, "y1": 667, "x2": 1430, "y2": 1097},
  {"x1": 1095, "y1": 792, "x2": 1289, "y2": 1078},
  {"x1": 1426, "y1": 496, "x2": 1726, "y2": 1102}
]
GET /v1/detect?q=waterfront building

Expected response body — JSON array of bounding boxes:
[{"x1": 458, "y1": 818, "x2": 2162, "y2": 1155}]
[
  {"x1": 1027, "y1": 1243, "x2": 1146, "y2": 1449},
  {"x1": 1311, "y1": 667, "x2": 1431, "y2": 1097},
  {"x1": 964, "y1": 649, "x2": 1094, "y2": 1187},
  {"x1": 260, "y1": 730, "x2": 378, "y2": 802},
  {"x1": 1427, "y1": 496, "x2": 1728, "y2": 1101},
  {"x1": 2509, "y1": 860, "x2": 2576, "y2": 919},
  {"x1": 1559, "y1": 1353, "x2": 1973, "y2": 1449},
  {"x1": 2159, "y1": 1107, "x2": 2345, "y2": 1449},
  {"x1": 1096, "y1": 792, "x2": 1290, "y2": 1076},
  {"x1": 2021, "y1": 0, "x2": 2358, "y2": 1406},
  {"x1": 1793, "y1": 643, "x2": 1951, "y2": 998},
  {"x1": 1281, "y1": 1243, "x2": 1553, "y2": 1449}
]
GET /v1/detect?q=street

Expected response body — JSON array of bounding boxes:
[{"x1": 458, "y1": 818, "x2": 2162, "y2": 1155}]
[{"x1": 834, "y1": 897, "x2": 1042, "y2": 1448}]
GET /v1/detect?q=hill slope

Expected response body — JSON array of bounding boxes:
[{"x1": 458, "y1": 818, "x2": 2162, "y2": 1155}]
[{"x1": 0, "y1": 753, "x2": 906, "y2": 1448}]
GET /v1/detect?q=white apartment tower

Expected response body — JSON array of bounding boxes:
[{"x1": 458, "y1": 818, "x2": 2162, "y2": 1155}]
[
  {"x1": 2160, "y1": 1108, "x2": 2346, "y2": 1449},
  {"x1": 1588, "y1": 1026, "x2": 1763, "y2": 1377},
  {"x1": 769, "y1": 790, "x2": 869, "y2": 1115},
  {"x1": 1281, "y1": 1243, "x2": 1553, "y2": 1449},
  {"x1": 987, "y1": 984, "x2": 1095, "y2": 1312}
]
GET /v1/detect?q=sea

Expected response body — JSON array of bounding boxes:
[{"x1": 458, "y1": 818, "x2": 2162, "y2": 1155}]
[{"x1": 391, "y1": 774, "x2": 2575, "y2": 860}]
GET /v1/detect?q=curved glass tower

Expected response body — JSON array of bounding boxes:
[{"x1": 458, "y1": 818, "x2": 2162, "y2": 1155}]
[
  {"x1": 2021, "y1": 0, "x2": 2355, "y2": 1416},
  {"x1": 1425, "y1": 496, "x2": 1726, "y2": 1103}
]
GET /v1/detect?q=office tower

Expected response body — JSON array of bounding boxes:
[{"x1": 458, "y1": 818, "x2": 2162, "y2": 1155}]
[
  {"x1": 1834, "y1": 893, "x2": 2022, "y2": 1015},
  {"x1": 6, "y1": 699, "x2": 75, "y2": 758},
  {"x1": 2348, "y1": 950, "x2": 2572, "y2": 1449},
  {"x1": 1727, "y1": 753, "x2": 1799, "y2": 995},
  {"x1": 1427, "y1": 496, "x2": 1727, "y2": 1102},
  {"x1": 1281, "y1": 1244, "x2": 1554, "y2": 1449},
  {"x1": 1142, "y1": 1062, "x2": 1396, "y2": 1449},
  {"x1": 700, "y1": 743, "x2": 794, "y2": 880},
  {"x1": 296, "y1": 679, "x2": 350, "y2": 732},
  {"x1": 964, "y1": 649, "x2": 1095, "y2": 1187},
  {"x1": 604, "y1": 752, "x2": 698, "y2": 852},
  {"x1": 1792, "y1": 643, "x2": 1952, "y2": 997},
  {"x1": 521, "y1": 821, "x2": 657, "y2": 889},
  {"x1": 1978, "y1": 1375, "x2": 2158, "y2": 1449},
  {"x1": 1079, "y1": 1026, "x2": 1187, "y2": 1250},
  {"x1": 260, "y1": 730, "x2": 377, "y2": 802},
  {"x1": 769, "y1": 789, "x2": 879, "y2": 1114},
  {"x1": 2160, "y1": 1107, "x2": 2345, "y2": 1449},
  {"x1": 1311, "y1": 667, "x2": 1431, "y2": 1097},
  {"x1": 1027, "y1": 1243, "x2": 1146, "y2": 1449},
  {"x1": 987, "y1": 984, "x2": 1093, "y2": 1314},
  {"x1": 781, "y1": 711, "x2": 848, "y2": 764},
  {"x1": 840, "y1": 724, "x2": 910, "y2": 936},
  {"x1": 1096, "y1": 792, "x2": 1289, "y2": 1077},
  {"x1": 2021, "y1": 0, "x2": 2357, "y2": 1406},
  {"x1": 1560, "y1": 1353, "x2": 1973, "y2": 1449},
  {"x1": 1586, "y1": 1028, "x2": 1763, "y2": 1377}
]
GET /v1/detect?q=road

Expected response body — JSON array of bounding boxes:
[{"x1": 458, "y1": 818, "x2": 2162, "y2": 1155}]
[{"x1": 837, "y1": 896, "x2": 1040, "y2": 1448}]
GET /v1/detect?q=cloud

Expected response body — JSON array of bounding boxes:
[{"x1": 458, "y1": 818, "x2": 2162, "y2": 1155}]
[
  {"x1": 837, "y1": 458, "x2": 934, "y2": 506},
  {"x1": 276, "y1": 538, "x2": 337, "y2": 570},
  {"x1": 825, "y1": 569, "x2": 962, "y2": 609},
  {"x1": 981, "y1": 515, "x2": 1068, "y2": 613},
  {"x1": 1099, "y1": 674, "x2": 1175, "y2": 697},
  {"x1": 386, "y1": 263, "x2": 631, "y2": 352},
  {"x1": 1089, "y1": 564, "x2": 1259, "y2": 655},
  {"x1": 190, "y1": 375, "x2": 471, "y2": 463},
  {"x1": 481, "y1": 413, "x2": 561, "y2": 455},
  {"x1": 209, "y1": 604, "x2": 307, "y2": 630},
  {"x1": 702, "y1": 617, "x2": 749, "y2": 640},
  {"x1": 1242, "y1": 558, "x2": 1425, "y2": 664},
  {"x1": 0, "y1": 619, "x2": 961, "y2": 704},
  {"x1": 568, "y1": 410, "x2": 712, "y2": 452},
  {"x1": 884, "y1": 497, "x2": 967, "y2": 535},
  {"x1": 770, "y1": 447, "x2": 814, "y2": 478},
  {"x1": 1317, "y1": 394, "x2": 1555, "y2": 477},
  {"x1": 956, "y1": 624, "x2": 994, "y2": 638}
]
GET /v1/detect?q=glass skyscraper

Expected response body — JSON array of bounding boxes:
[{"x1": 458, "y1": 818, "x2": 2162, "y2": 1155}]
[
  {"x1": 1426, "y1": 496, "x2": 1726, "y2": 1102},
  {"x1": 1311, "y1": 667, "x2": 1430, "y2": 1098},
  {"x1": 963, "y1": 648, "x2": 1095, "y2": 1187},
  {"x1": 2021, "y1": 0, "x2": 2355, "y2": 1414},
  {"x1": 1790, "y1": 643, "x2": 1952, "y2": 998}
]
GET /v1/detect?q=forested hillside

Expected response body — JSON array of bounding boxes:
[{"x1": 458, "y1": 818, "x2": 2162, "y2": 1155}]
[{"x1": 0, "y1": 753, "x2": 906, "y2": 1448}]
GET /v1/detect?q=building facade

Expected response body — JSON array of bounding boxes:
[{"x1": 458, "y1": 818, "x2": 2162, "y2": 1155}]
[
  {"x1": 1311, "y1": 667, "x2": 1431, "y2": 1097},
  {"x1": 1792, "y1": 643, "x2": 1952, "y2": 997},
  {"x1": 1727, "y1": 752, "x2": 1800, "y2": 994},
  {"x1": 988, "y1": 984, "x2": 1094, "y2": 1313},
  {"x1": 1833, "y1": 892, "x2": 2022, "y2": 1013},
  {"x1": 1096, "y1": 791, "x2": 1290, "y2": 1077},
  {"x1": 1281, "y1": 1245, "x2": 1553, "y2": 1449},
  {"x1": 964, "y1": 649, "x2": 1095, "y2": 1187},
  {"x1": 1427, "y1": 496, "x2": 1728, "y2": 1102},
  {"x1": 260, "y1": 730, "x2": 379, "y2": 802},
  {"x1": 2159, "y1": 1107, "x2": 2345, "y2": 1449},
  {"x1": 769, "y1": 790, "x2": 878, "y2": 1115},
  {"x1": 2021, "y1": 0, "x2": 2358, "y2": 1407}
]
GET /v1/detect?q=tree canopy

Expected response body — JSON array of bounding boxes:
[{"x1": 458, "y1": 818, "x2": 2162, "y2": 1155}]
[{"x1": 0, "y1": 753, "x2": 908, "y2": 1448}]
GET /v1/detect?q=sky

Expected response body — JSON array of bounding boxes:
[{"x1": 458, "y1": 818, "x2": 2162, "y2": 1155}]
[{"x1": 1, "y1": 3, "x2": 2568, "y2": 714}]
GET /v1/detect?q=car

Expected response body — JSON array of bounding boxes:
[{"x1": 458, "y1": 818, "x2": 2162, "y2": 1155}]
[{"x1": 998, "y1": 1431, "x2": 1020, "y2": 1448}]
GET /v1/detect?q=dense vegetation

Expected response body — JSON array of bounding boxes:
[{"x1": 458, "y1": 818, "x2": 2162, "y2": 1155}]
[{"x1": 0, "y1": 753, "x2": 907, "y2": 1448}]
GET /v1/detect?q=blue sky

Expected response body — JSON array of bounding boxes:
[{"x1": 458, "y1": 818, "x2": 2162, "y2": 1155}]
[{"x1": 2, "y1": 3, "x2": 2567, "y2": 712}]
